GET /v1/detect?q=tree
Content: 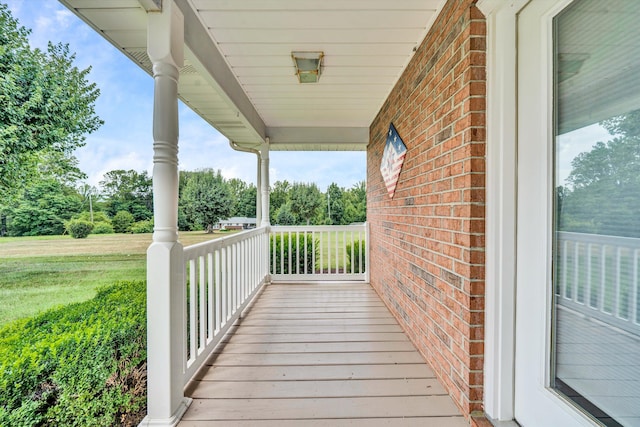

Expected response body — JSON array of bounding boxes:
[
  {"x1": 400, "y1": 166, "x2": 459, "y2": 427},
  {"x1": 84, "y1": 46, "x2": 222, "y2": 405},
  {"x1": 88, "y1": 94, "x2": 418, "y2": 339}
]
[
  {"x1": 269, "y1": 180, "x2": 291, "y2": 223},
  {"x1": 99, "y1": 170, "x2": 153, "y2": 221},
  {"x1": 289, "y1": 182, "x2": 323, "y2": 225},
  {"x1": 77, "y1": 183, "x2": 97, "y2": 222},
  {"x1": 180, "y1": 169, "x2": 232, "y2": 232},
  {"x1": 6, "y1": 179, "x2": 82, "y2": 236},
  {"x1": 0, "y1": 5, "x2": 102, "y2": 196},
  {"x1": 344, "y1": 181, "x2": 367, "y2": 223},
  {"x1": 228, "y1": 178, "x2": 256, "y2": 217},
  {"x1": 274, "y1": 202, "x2": 297, "y2": 225},
  {"x1": 326, "y1": 183, "x2": 345, "y2": 225},
  {"x1": 559, "y1": 109, "x2": 640, "y2": 237}
]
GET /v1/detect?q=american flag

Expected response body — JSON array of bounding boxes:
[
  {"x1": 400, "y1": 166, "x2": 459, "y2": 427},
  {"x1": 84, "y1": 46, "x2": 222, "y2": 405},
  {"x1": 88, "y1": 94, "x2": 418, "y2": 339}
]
[{"x1": 380, "y1": 123, "x2": 407, "y2": 198}]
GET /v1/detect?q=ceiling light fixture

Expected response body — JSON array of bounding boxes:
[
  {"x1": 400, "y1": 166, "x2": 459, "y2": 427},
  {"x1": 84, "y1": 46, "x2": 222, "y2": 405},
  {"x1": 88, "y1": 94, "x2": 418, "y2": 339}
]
[{"x1": 291, "y1": 51, "x2": 324, "y2": 83}]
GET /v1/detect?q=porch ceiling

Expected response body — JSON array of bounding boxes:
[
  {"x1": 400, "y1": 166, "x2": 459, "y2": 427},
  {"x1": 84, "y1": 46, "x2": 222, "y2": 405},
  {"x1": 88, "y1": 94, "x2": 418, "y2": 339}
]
[{"x1": 59, "y1": 0, "x2": 446, "y2": 151}]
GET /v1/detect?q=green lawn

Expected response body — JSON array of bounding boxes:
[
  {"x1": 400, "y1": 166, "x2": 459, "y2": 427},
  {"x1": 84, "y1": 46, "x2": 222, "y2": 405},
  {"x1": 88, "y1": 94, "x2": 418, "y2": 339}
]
[
  {"x1": 318, "y1": 231, "x2": 348, "y2": 269},
  {"x1": 0, "y1": 231, "x2": 230, "y2": 327},
  {"x1": 272, "y1": 231, "x2": 365, "y2": 272}
]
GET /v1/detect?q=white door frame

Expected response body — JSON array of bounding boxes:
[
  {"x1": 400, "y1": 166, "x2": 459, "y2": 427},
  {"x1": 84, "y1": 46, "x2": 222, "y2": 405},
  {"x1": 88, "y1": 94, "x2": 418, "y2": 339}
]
[
  {"x1": 476, "y1": 0, "x2": 527, "y2": 421},
  {"x1": 478, "y1": 0, "x2": 602, "y2": 424},
  {"x1": 514, "y1": 0, "x2": 591, "y2": 425}
]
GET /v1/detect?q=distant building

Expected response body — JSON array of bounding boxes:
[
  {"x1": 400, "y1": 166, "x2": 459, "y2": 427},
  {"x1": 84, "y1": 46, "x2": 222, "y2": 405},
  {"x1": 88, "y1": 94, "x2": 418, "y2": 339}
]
[{"x1": 216, "y1": 217, "x2": 257, "y2": 230}]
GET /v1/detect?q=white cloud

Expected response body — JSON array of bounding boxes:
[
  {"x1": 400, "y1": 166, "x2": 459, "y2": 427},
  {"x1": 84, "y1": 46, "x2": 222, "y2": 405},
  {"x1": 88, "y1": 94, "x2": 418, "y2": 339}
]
[{"x1": 76, "y1": 136, "x2": 153, "y2": 186}]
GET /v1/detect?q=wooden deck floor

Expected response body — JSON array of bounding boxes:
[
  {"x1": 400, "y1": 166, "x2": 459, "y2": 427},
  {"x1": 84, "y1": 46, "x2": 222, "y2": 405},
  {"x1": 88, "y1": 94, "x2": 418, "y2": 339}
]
[{"x1": 179, "y1": 282, "x2": 469, "y2": 426}]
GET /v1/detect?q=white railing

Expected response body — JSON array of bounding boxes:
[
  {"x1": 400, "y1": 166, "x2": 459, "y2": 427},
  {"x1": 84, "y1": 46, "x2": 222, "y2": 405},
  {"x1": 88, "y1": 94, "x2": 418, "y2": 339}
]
[
  {"x1": 182, "y1": 226, "x2": 269, "y2": 383},
  {"x1": 557, "y1": 231, "x2": 640, "y2": 336},
  {"x1": 270, "y1": 224, "x2": 369, "y2": 282}
]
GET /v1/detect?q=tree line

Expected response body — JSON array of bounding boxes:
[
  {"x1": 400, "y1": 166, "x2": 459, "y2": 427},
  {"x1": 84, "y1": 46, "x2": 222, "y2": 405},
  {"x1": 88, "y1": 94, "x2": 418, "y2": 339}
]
[{"x1": 0, "y1": 167, "x2": 367, "y2": 237}]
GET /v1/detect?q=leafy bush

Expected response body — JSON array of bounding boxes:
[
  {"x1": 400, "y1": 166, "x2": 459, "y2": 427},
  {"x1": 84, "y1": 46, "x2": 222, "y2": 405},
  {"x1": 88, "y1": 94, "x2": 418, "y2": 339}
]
[
  {"x1": 130, "y1": 219, "x2": 153, "y2": 234},
  {"x1": 271, "y1": 232, "x2": 317, "y2": 274},
  {"x1": 112, "y1": 211, "x2": 134, "y2": 233},
  {"x1": 66, "y1": 219, "x2": 94, "y2": 239},
  {"x1": 346, "y1": 240, "x2": 366, "y2": 273},
  {"x1": 92, "y1": 222, "x2": 115, "y2": 234},
  {"x1": 0, "y1": 281, "x2": 147, "y2": 426},
  {"x1": 8, "y1": 205, "x2": 65, "y2": 236}
]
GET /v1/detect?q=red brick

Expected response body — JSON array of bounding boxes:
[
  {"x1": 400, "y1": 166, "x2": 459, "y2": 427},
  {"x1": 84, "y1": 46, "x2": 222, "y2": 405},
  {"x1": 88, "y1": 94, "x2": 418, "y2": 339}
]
[{"x1": 367, "y1": 0, "x2": 486, "y2": 421}]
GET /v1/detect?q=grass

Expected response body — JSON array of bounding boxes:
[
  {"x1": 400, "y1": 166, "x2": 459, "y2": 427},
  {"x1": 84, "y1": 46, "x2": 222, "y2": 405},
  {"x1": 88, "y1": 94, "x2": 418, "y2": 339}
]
[
  {"x1": 271, "y1": 231, "x2": 365, "y2": 272},
  {"x1": 317, "y1": 231, "x2": 366, "y2": 271},
  {"x1": 0, "y1": 230, "x2": 234, "y2": 327}
]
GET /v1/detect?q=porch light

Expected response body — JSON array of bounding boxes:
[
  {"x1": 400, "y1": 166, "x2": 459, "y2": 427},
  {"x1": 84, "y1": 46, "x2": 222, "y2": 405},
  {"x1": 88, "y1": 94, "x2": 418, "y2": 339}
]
[{"x1": 291, "y1": 51, "x2": 324, "y2": 83}]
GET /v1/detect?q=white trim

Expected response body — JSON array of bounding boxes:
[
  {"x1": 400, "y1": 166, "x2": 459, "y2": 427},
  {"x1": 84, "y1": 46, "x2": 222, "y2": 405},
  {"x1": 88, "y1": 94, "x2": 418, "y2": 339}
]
[
  {"x1": 137, "y1": 398, "x2": 192, "y2": 427},
  {"x1": 272, "y1": 274, "x2": 366, "y2": 282},
  {"x1": 514, "y1": 0, "x2": 599, "y2": 425},
  {"x1": 364, "y1": 222, "x2": 371, "y2": 283},
  {"x1": 478, "y1": 0, "x2": 527, "y2": 421},
  {"x1": 228, "y1": 140, "x2": 262, "y2": 224},
  {"x1": 482, "y1": 1, "x2": 599, "y2": 424},
  {"x1": 176, "y1": 0, "x2": 266, "y2": 144},
  {"x1": 266, "y1": 126, "x2": 369, "y2": 150}
]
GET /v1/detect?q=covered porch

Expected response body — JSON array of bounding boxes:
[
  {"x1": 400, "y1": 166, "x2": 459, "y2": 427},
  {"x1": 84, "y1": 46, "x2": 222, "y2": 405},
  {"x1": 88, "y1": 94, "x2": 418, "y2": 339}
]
[
  {"x1": 57, "y1": 0, "x2": 640, "y2": 425},
  {"x1": 59, "y1": 0, "x2": 488, "y2": 426},
  {"x1": 175, "y1": 224, "x2": 470, "y2": 425}
]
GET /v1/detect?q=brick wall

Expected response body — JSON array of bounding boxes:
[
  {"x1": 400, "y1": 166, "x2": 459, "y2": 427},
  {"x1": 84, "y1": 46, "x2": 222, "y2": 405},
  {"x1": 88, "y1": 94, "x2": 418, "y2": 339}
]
[{"x1": 367, "y1": 0, "x2": 486, "y2": 418}]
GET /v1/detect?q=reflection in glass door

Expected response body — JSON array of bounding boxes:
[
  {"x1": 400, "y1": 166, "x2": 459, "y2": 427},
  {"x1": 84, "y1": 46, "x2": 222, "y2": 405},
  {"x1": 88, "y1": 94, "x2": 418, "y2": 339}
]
[{"x1": 552, "y1": 1, "x2": 640, "y2": 425}]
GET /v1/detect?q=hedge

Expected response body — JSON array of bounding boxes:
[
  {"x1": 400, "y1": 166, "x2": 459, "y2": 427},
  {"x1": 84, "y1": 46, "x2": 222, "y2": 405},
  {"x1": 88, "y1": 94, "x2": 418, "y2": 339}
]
[
  {"x1": 346, "y1": 240, "x2": 366, "y2": 273},
  {"x1": 130, "y1": 219, "x2": 153, "y2": 234},
  {"x1": 92, "y1": 222, "x2": 115, "y2": 234},
  {"x1": 270, "y1": 232, "x2": 317, "y2": 274},
  {"x1": 0, "y1": 281, "x2": 147, "y2": 426}
]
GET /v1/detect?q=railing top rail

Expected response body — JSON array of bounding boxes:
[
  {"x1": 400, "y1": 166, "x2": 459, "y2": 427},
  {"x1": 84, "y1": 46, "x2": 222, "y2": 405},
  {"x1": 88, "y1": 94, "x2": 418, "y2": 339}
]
[
  {"x1": 183, "y1": 226, "x2": 269, "y2": 258},
  {"x1": 558, "y1": 231, "x2": 640, "y2": 249},
  {"x1": 271, "y1": 224, "x2": 366, "y2": 232}
]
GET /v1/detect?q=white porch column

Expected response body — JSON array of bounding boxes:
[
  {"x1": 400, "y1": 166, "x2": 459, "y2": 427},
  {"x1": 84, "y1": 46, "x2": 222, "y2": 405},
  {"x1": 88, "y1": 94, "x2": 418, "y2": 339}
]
[
  {"x1": 256, "y1": 154, "x2": 262, "y2": 225},
  {"x1": 259, "y1": 140, "x2": 270, "y2": 227},
  {"x1": 143, "y1": 1, "x2": 190, "y2": 426}
]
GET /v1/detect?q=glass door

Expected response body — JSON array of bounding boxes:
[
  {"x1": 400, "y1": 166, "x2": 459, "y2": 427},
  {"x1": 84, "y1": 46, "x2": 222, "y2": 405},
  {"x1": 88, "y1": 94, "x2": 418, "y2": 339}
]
[
  {"x1": 552, "y1": 0, "x2": 640, "y2": 425},
  {"x1": 516, "y1": 0, "x2": 640, "y2": 425}
]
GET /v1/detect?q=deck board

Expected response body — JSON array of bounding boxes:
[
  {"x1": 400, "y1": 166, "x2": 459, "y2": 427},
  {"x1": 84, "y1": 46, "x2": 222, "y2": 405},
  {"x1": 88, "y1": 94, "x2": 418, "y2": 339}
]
[
  {"x1": 190, "y1": 378, "x2": 447, "y2": 398},
  {"x1": 195, "y1": 364, "x2": 436, "y2": 382},
  {"x1": 213, "y1": 341, "x2": 417, "y2": 353},
  {"x1": 180, "y1": 282, "x2": 469, "y2": 426}
]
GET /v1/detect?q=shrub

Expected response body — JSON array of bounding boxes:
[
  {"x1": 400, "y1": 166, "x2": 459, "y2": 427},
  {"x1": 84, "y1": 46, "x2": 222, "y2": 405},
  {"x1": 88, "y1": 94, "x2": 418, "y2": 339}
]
[
  {"x1": 92, "y1": 222, "x2": 114, "y2": 234},
  {"x1": 271, "y1": 232, "x2": 317, "y2": 274},
  {"x1": 0, "y1": 281, "x2": 147, "y2": 427},
  {"x1": 130, "y1": 219, "x2": 153, "y2": 234},
  {"x1": 112, "y1": 211, "x2": 134, "y2": 233},
  {"x1": 66, "y1": 219, "x2": 94, "y2": 239},
  {"x1": 346, "y1": 240, "x2": 366, "y2": 273},
  {"x1": 8, "y1": 206, "x2": 65, "y2": 236}
]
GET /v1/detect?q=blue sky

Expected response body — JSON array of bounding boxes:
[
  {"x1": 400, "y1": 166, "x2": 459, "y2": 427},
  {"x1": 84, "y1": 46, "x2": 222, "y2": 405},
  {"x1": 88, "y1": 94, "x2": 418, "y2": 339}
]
[{"x1": 5, "y1": 0, "x2": 366, "y2": 192}]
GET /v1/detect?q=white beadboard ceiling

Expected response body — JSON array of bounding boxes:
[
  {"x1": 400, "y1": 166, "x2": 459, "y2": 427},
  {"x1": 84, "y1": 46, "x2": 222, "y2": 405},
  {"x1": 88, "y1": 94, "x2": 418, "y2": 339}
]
[{"x1": 59, "y1": 0, "x2": 446, "y2": 151}]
